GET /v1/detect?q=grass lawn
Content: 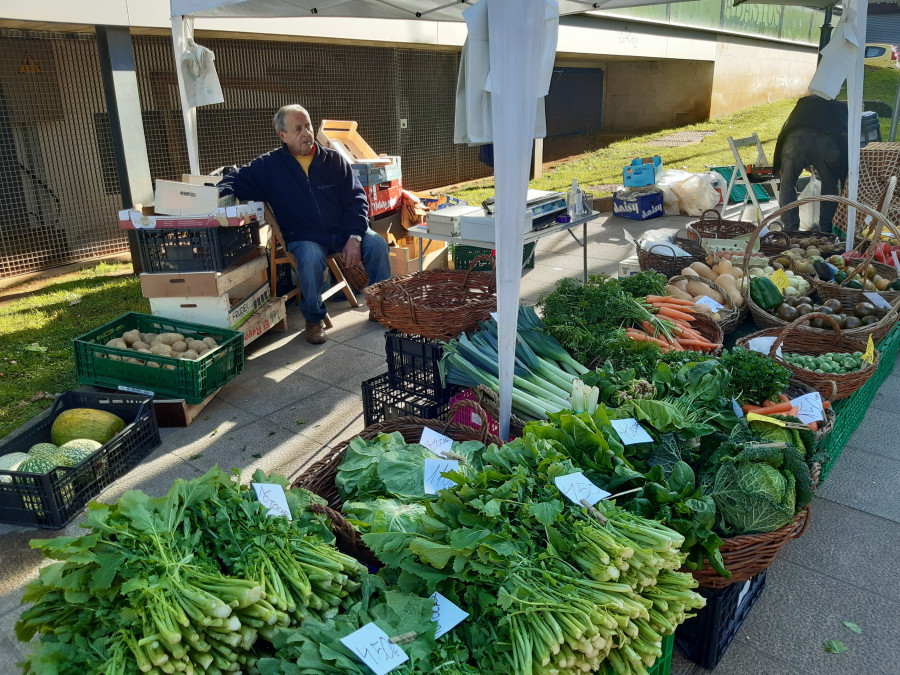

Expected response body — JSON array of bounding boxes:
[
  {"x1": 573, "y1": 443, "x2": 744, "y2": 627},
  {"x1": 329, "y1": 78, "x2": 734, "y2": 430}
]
[
  {"x1": 0, "y1": 262, "x2": 148, "y2": 437},
  {"x1": 448, "y1": 66, "x2": 898, "y2": 206}
]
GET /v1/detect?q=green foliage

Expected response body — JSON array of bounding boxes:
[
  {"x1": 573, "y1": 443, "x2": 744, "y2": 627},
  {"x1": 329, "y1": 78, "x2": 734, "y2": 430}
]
[
  {"x1": 617, "y1": 270, "x2": 667, "y2": 298},
  {"x1": 719, "y1": 347, "x2": 792, "y2": 406},
  {"x1": 344, "y1": 498, "x2": 428, "y2": 533}
]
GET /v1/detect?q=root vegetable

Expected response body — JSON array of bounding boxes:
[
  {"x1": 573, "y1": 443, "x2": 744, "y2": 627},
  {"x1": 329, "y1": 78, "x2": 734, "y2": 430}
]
[
  {"x1": 181, "y1": 349, "x2": 200, "y2": 360},
  {"x1": 197, "y1": 348, "x2": 210, "y2": 357},
  {"x1": 131, "y1": 340, "x2": 150, "y2": 351},
  {"x1": 122, "y1": 330, "x2": 142, "y2": 346},
  {"x1": 106, "y1": 338, "x2": 127, "y2": 349},
  {"x1": 202, "y1": 337, "x2": 218, "y2": 349},
  {"x1": 141, "y1": 333, "x2": 159, "y2": 344},
  {"x1": 150, "y1": 343, "x2": 173, "y2": 356},
  {"x1": 145, "y1": 361, "x2": 160, "y2": 369},
  {"x1": 171, "y1": 341, "x2": 188, "y2": 353}
]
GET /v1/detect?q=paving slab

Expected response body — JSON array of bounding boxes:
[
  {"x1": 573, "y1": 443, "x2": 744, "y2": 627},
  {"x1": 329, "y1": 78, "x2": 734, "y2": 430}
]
[
  {"x1": 218, "y1": 366, "x2": 331, "y2": 417},
  {"x1": 673, "y1": 639, "x2": 800, "y2": 675},
  {"x1": 868, "y1": 372, "x2": 900, "y2": 416},
  {"x1": 267, "y1": 385, "x2": 366, "y2": 450},
  {"x1": 817, "y1": 446, "x2": 900, "y2": 523}
]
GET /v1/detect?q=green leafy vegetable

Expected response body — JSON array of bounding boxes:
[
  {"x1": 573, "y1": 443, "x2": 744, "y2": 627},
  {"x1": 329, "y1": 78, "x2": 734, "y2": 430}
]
[
  {"x1": 824, "y1": 639, "x2": 849, "y2": 653},
  {"x1": 842, "y1": 621, "x2": 862, "y2": 634}
]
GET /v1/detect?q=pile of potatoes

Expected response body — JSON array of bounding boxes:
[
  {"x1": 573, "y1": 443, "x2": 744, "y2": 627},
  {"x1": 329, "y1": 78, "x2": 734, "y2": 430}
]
[
  {"x1": 100, "y1": 331, "x2": 219, "y2": 369},
  {"x1": 665, "y1": 259, "x2": 744, "y2": 321}
]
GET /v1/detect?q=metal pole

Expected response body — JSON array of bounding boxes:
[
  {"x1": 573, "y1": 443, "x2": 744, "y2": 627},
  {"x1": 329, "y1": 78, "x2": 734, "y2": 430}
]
[
  {"x1": 891, "y1": 70, "x2": 900, "y2": 142},
  {"x1": 818, "y1": 7, "x2": 834, "y2": 61}
]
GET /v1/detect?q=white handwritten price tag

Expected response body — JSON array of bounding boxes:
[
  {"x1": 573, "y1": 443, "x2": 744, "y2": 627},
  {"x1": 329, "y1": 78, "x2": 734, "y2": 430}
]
[
  {"x1": 251, "y1": 483, "x2": 292, "y2": 521},
  {"x1": 340, "y1": 623, "x2": 408, "y2": 675},
  {"x1": 759, "y1": 225, "x2": 770, "y2": 238},
  {"x1": 622, "y1": 228, "x2": 637, "y2": 245},
  {"x1": 893, "y1": 251, "x2": 900, "y2": 271},
  {"x1": 864, "y1": 292, "x2": 892, "y2": 309},
  {"x1": 430, "y1": 592, "x2": 468, "y2": 639},
  {"x1": 732, "y1": 398, "x2": 744, "y2": 418},
  {"x1": 789, "y1": 392, "x2": 824, "y2": 424},
  {"x1": 420, "y1": 427, "x2": 454, "y2": 459},
  {"x1": 747, "y1": 335, "x2": 782, "y2": 358},
  {"x1": 610, "y1": 418, "x2": 655, "y2": 445},
  {"x1": 424, "y1": 459, "x2": 459, "y2": 494},
  {"x1": 695, "y1": 295, "x2": 725, "y2": 312},
  {"x1": 554, "y1": 472, "x2": 610, "y2": 506}
]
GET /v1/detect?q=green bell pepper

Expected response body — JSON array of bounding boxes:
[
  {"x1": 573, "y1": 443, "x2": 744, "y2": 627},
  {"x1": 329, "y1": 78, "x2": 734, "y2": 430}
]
[{"x1": 750, "y1": 276, "x2": 783, "y2": 310}]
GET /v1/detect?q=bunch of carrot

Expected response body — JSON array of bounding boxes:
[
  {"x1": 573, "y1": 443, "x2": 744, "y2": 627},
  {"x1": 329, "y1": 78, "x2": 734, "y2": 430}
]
[
  {"x1": 740, "y1": 393, "x2": 831, "y2": 432},
  {"x1": 624, "y1": 296, "x2": 723, "y2": 353}
]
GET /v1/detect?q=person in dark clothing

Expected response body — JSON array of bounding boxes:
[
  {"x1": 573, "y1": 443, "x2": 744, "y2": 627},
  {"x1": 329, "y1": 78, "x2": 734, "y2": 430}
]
[
  {"x1": 773, "y1": 94, "x2": 849, "y2": 232},
  {"x1": 218, "y1": 105, "x2": 390, "y2": 344}
]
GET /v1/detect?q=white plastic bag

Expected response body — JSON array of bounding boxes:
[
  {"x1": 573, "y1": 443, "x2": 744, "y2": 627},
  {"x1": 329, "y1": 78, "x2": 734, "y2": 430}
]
[
  {"x1": 799, "y1": 175, "x2": 821, "y2": 230},
  {"x1": 657, "y1": 184, "x2": 680, "y2": 215},
  {"x1": 670, "y1": 174, "x2": 720, "y2": 216}
]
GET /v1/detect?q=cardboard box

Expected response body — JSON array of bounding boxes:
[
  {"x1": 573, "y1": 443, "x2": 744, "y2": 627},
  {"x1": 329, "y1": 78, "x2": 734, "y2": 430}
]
[
  {"x1": 140, "y1": 252, "x2": 268, "y2": 299},
  {"x1": 317, "y1": 119, "x2": 402, "y2": 186},
  {"x1": 154, "y1": 180, "x2": 236, "y2": 216},
  {"x1": 370, "y1": 208, "x2": 402, "y2": 244},
  {"x1": 352, "y1": 158, "x2": 402, "y2": 186},
  {"x1": 613, "y1": 188, "x2": 664, "y2": 221},
  {"x1": 618, "y1": 255, "x2": 642, "y2": 278},
  {"x1": 364, "y1": 179, "x2": 403, "y2": 217},
  {"x1": 119, "y1": 201, "x2": 264, "y2": 230},
  {"x1": 390, "y1": 237, "x2": 449, "y2": 276},
  {"x1": 148, "y1": 279, "x2": 270, "y2": 330},
  {"x1": 417, "y1": 193, "x2": 465, "y2": 211},
  {"x1": 181, "y1": 174, "x2": 223, "y2": 186},
  {"x1": 239, "y1": 296, "x2": 287, "y2": 346},
  {"x1": 623, "y1": 156, "x2": 663, "y2": 187}
]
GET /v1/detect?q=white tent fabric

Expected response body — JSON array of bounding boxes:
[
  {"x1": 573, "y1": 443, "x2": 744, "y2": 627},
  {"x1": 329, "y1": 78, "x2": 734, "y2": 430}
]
[{"x1": 453, "y1": 0, "x2": 557, "y2": 145}]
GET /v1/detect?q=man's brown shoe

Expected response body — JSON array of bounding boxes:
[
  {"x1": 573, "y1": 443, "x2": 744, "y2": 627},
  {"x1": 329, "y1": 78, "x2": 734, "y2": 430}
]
[{"x1": 305, "y1": 320, "x2": 327, "y2": 344}]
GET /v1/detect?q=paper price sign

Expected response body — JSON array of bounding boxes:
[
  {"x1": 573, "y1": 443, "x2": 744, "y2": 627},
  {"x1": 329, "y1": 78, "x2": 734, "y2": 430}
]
[
  {"x1": 732, "y1": 398, "x2": 744, "y2": 418},
  {"x1": 554, "y1": 472, "x2": 610, "y2": 506},
  {"x1": 863, "y1": 335, "x2": 875, "y2": 365},
  {"x1": 769, "y1": 269, "x2": 790, "y2": 293},
  {"x1": 789, "y1": 392, "x2": 824, "y2": 424},
  {"x1": 420, "y1": 427, "x2": 454, "y2": 459},
  {"x1": 610, "y1": 418, "x2": 655, "y2": 445},
  {"x1": 746, "y1": 412, "x2": 786, "y2": 427},
  {"x1": 340, "y1": 623, "x2": 409, "y2": 675},
  {"x1": 252, "y1": 483, "x2": 292, "y2": 521},
  {"x1": 431, "y1": 592, "x2": 469, "y2": 639},
  {"x1": 747, "y1": 335, "x2": 782, "y2": 357},
  {"x1": 893, "y1": 250, "x2": 900, "y2": 271},
  {"x1": 695, "y1": 295, "x2": 725, "y2": 313},
  {"x1": 863, "y1": 292, "x2": 892, "y2": 309},
  {"x1": 424, "y1": 459, "x2": 459, "y2": 494}
]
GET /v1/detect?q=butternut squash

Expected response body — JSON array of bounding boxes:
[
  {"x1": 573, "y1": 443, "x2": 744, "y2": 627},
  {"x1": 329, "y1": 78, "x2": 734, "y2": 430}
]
[
  {"x1": 686, "y1": 279, "x2": 725, "y2": 304},
  {"x1": 671, "y1": 278, "x2": 689, "y2": 292},
  {"x1": 715, "y1": 274, "x2": 743, "y2": 306},
  {"x1": 665, "y1": 284, "x2": 694, "y2": 302},
  {"x1": 689, "y1": 262, "x2": 718, "y2": 282},
  {"x1": 715, "y1": 259, "x2": 734, "y2": 277}
]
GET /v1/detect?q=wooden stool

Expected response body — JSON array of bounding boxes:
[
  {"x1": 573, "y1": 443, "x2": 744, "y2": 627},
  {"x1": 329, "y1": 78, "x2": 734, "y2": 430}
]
[{"x1": 265, "y1": 205, "x2": 358, "y2": 330}]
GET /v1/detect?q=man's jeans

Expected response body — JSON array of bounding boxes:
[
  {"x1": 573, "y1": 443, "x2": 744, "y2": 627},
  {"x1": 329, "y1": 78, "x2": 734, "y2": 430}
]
[
  {"x1": 287, "y1": 229, "x2": 391, "y2": 323},
  {"x1": 778, "y1": 127, "x2": 843, "y2": 231}
]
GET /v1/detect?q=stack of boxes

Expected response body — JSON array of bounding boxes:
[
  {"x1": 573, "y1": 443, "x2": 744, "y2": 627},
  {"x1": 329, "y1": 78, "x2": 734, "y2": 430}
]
[{"x1": 614, "y1": 155, "x2": 665, "y2": 221}]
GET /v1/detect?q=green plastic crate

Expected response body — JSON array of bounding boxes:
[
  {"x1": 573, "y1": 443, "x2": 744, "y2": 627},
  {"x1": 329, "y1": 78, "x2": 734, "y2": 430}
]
[
  {"x1": 818, "y1": 321, "x2": 900, "y2": 483},
  {"x1": 73, "y1": 312, "x2": 245, "y2": 404},
  {"x1": 453, "y1": 242, "x2": 536, "y2": 271},
  {"x1": 601, "y1": 633, "x2": 673, "y2": 675}
]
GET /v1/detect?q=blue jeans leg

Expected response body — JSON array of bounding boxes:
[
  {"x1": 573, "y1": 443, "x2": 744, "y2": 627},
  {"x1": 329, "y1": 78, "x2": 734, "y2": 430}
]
[
  {"x1": 360, "y1": 228, "x2": 391, "y2": 285},
  {"x1": 287, "y1": 239, "x2": 328, "y2": 322}
]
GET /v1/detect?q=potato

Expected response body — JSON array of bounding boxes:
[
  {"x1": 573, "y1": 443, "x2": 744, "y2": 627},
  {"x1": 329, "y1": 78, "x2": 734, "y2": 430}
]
[
  {"x1": 136, "y1": 348, "x2": 152, "y2": 354},
  {"x1": 163, "y1": 364, "x2": 176, "y2": 371},
  {"x1": 131, "y1": 340, "x2": 150, "y2": 351},
  {"x1": 150, "y1": 343, "x2": 173, "y2": 356},
  {"x1": 122, "y1": 330, "x2": 142, "y2": 346},
  {"x1": 141, "y1": 333, "x2": 159, "y2": 344},
  {"x1": 171, "y1": 341, "x2": 188, "y2": 353},
  {"x1": 106, "y1": 338, "x2": 127, "y2": 349},
  {"x1": 124, "y1": 357, "x2": 142, "y2": 365},
  {"x1": 108, "y1": 354, "x2": 122, "y2": 362},
  {"x1": 145, "y1": 361, "x2": 160, "y2": 369},
  {"x1": 202, "y1": 337, "x2": 218, "y2": 349},
  {"x1": 186, "y1": 339, "x2": 206, "y2": 352},
  {"x1": 197, "y1": 348, "x2": 210, "y2": 357},
  {"x1": 181, "y1": 349, "x2": 200, "y2": 360},
  {"x1": 155, "y1": 333, "x2": 183, "y2": 346}
]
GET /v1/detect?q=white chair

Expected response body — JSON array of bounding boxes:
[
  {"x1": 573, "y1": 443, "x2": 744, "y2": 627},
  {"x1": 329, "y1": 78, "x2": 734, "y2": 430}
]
[{"x1": 723, "y1": 133, "x2": 780, "y2": 217}]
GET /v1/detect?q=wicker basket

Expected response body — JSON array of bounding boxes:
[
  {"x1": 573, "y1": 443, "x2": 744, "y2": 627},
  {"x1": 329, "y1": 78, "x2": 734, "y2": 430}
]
[
  {"x1": 759, "y1": 230, "x2": 844, "y2": 258},
  {"x1": 736, "y1": 312, "x2": 878, "y2": 401},
  {"x1": 667, "y1": 274, "x2": 747, "y2": 335},
  {"x1": 333, "y1": 253, "x2": 369, "y2": 293},
  {"x1": 365, "y1": 256, "x2": 497, "y2": 340},
  {"x1": 637, "y1": 237, "x2": 707, "y2": 279},
  {"x1": 784, "y1": 379, "x2": 836, "y2": 447},
  {"x1": 811, "y1": 235, "x2": 900, "y2": 308},
  {"x1": 687, "y1": 209, "x2": 756, "y2": 240},
  {"x1": 690, "y1": 464, "x2": 819, "y2": 589},
  {"x1": 691, "y1": 313, "x2": 725, "y2": 356}
]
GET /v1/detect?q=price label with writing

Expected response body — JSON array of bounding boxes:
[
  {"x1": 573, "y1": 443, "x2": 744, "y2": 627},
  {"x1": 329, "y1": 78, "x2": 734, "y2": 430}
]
[
  {"x1": 251, "y1": 483, "x2": 292, "y2": 521},
  {"x1": 430, "y1": 592, "x2": 469, "y2": 639},
  {"x1": 420, "y1": 427, "x2": 453, "y2": 459},
  {"x1": 863, "y1": 335, "x2": 875, "y2": 365},
  {"x1": 746, "y1": 412, "x2": 786, "y2": 427},
  {"x1": 610, "y1": 418, "x2": 655, "y2": 445},
  {"x1": 340, "y1": 623, "x2": 409, "y2": 675},
  {"x1": 732, "y1": 398, "x2": 744, "y2": 418},
  {"x1": 424, "y1": 459, "x2": 459, "y2": 494},
  {"x1": 747, "y1": 335, "x2": 782, "y2": 357},
  {"x1": 863, "y1": 292, "x2": 892, "y2": 309},
  {"x1": 695, "y1": 295, "x2": 725, "y2": 313},
  {"x1": 554, "y1": 472, "x2": 610, "y2": 506},
  {"x1": 893, "y1": 250, "x2": 900, "y2": 271},
  {"x1": 769, "y1": 269, "x2": 790, "y2": 293},
  {"x1": 622, "y1": 228, "x2": 637, "y2": 245},
  {"x1": 789, "y1": 392, "x2": 824, "y2": 424}
]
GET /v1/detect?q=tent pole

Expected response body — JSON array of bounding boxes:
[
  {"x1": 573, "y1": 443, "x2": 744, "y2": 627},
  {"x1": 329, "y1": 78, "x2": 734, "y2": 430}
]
[
  {"x1": 844, "y1": 0, "x2": 867, "y2": 251},
  {"x1": 171, "y1": 15, "x2": 201, "y2": 175}
]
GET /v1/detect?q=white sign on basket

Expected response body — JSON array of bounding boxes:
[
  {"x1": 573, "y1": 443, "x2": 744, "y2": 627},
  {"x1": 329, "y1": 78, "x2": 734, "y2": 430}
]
[
  {"x1": 420, "y1": 427, "x2": 454, "y2": 459},
  {"x1": 490, "y1": 312, "x2": 499, "y2": 321},
  {"x1": 864, "y1": 292, "x2": 892, "y2": 310},
  {"x1": 747, "y1": 336, "x2": 782, "y2": 358},
  {"x1": 623, "y1": 228, "x2": 637, "y2": 245},
  {"x1": 252, "y1": 483, "x2": 292, "y2": 521},
  {"x1": 424, "y1": 459, "x2": 459, "y2": 494},
  {"x1": 695, "y1": 295, "x2": 725, "y2": 313},
  {"x1": 554, "y1": 472, "x2": 610, "y2": 506},
  {"x1": 340, "y1": 623, "x2": 409, "y2": 675},
  {"x1": 790, "y1": 392, "x2": 824, "y2": 424},
  {"x1": 610, "y1": 418, "x2": 655, "y2": 445},
  {"x1": 732, "y1": 398, "x2": 744, "y2": 418},
  {"x1": 431, "y1": 592, "x2": 469, "y2": 639}
]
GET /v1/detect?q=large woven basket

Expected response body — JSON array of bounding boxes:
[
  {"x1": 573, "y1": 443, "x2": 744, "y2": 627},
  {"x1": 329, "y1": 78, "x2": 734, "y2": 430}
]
[
  {"x1": 811, "y1": 233, "x2": 900, "y2": 307},
  {"x1": 688, "y1": 313, "x2": 725, "y2": 356},
  {"x1": 686, "y1": 209, "x2": 756, "y2": 240},
  {"x1": 759, "y1": 230, "x2": 844, "y2": 258},
  {"x1": 833, "y1": 143, "x2": 900, "y2": 236},
  {"x1": 736, "y1": 312, "x2": 878, "y2": 401},
  {"x1": 667, "y1": 274, "x2": 746, "y2": 335},
  {"x1": 784, "y1": 379, "x2": 837, "y2": 447},
  {"x1": 637, "y1": 236, "x2": 707, "y2": 279},
  {"x1": 690, "y1": 465, "x2": 819, "y2": 589},
  {"x1": 365, "y1": 256, "x2": 497, "y2": 340},
  {"x1": 743, "y1": 195, "x2": 900, "y2": 341}
]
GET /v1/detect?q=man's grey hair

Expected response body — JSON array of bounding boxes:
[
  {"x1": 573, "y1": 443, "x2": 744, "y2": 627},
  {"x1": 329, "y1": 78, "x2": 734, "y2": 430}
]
[{"x1": 273, "y1": 104, "x2": 310, "y2": 133}]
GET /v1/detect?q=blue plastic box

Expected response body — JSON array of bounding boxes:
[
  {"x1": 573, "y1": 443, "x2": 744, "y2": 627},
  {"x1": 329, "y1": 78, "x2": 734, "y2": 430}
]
[
  {"x1": 623, "y1": 156, "x2": 663, "y2": 187},
  {"x1": 613, "y1": 187, "x2": 664, "y2": 220}
]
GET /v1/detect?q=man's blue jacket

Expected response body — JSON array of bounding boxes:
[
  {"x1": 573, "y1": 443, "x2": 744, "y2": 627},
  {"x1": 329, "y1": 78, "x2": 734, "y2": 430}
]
[{"x1": 218, "y1": 142, "x2": 369, "y2": 251}]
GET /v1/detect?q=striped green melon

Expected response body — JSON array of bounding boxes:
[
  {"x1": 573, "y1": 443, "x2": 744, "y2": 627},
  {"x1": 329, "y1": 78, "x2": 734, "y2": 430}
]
[
  {"x1": 58, "y1": 439, "x2": 102, "y2": 467},
  {"x1": 17, "y1": 455, "x2": 58, "y2": 474},
  {"x1": 51, "y1": 409, "x2": 125, "y2": 446},
  {"x1": 0, "y1": 452, "x2": 28, "y2": 483},
  {"x1": 28, "y1": 443, "x2": 59, "y2": 457}
]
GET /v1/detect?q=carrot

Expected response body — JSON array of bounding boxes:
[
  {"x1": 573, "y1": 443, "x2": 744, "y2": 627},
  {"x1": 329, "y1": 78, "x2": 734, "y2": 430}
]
[
  {"x1": 779, "y1": 394, "x2": 791, "y2": 403},
  {"x1": 656, "y1": 307, "x2": 696, "y2": 323},
  {"x1": 822, "y1": 400, "x2": 831, "y2": 410},
  {"x1": 808, "y1": 421, "x2": 819, "y2": 432},
  {"x1": 746, "y1": 401, "x2": 793, "y2": 415},
  {"x1": 641, "y1": 320, "x2": 657, "y2": 336},
  {"x1": 675, "y1": 327, "x2": 703, "y2": 340},
  {"x1": 789, "y1": 406, "x2": 800, "y2": 417},
  {"x1": 762, "y1": 400, "x2": 778, "y2": 408},
  {"x1": 626, "y1": 330, "x2": 671, "y2": 349},
  {"x1": 676, "y1": 338, "x2": 719, "y2": 349},
  {"x1": 653, "y1": 303, "x2": 698, "y2": 316},
  {"x1": 647, "y1": 295, "x2": 695, "y2": 306}
]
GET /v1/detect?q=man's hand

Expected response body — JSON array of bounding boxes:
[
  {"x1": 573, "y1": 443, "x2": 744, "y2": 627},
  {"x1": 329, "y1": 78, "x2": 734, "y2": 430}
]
[{"x1": 342, "y1": 237, "x2": 362, "y2": 267}]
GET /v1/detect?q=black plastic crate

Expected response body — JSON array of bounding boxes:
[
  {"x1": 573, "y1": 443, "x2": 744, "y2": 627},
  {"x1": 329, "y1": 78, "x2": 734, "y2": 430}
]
[
  {"x1": 453, "y1": 241, "x2": 536, "y2": 271},
  {"x1": 136, "y1": 225, "x2": 255, "y2": 273},
  {"x1": 361, "y1": 373, "x2": 452, "y2": 427},
  {"x1": 384, "y1": 330, "x2": 461, "y2": 403},
  {"x1": 0, "y1": 391, "x2": 161, "y2": 528},
  {"x1": 674, "y1": 570, "x2": 768, "y2": 669}
]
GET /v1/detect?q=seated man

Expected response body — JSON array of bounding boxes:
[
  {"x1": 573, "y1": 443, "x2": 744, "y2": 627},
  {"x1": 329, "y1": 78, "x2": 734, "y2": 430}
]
[
  {"x1": 218, "y1": 104, "x2": 391, "y2": 344},
  {"x1": 773, "y1": 94, "x2": 848, "y2": 232}
]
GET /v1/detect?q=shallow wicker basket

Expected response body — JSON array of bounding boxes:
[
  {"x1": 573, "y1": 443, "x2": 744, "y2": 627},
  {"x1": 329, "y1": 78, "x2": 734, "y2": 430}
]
[
  {"x1": 759, "y1": 230, "x2": 844, "y2": 258},
  {"x1": 690, "y1": 463, "x2": 820, "y2": 589},
  {"x1": 686, "y1": 209, "x2": 756, "y2": 240},
  {"x1": 690, "y1": 313, "x2": 725, "y2": 356},
  {"x1": 365, "y1": 256, "x2": 497, "y2": 340},
  {"x1": 637, "y1": 236, "x2": 707, "y2": 279},
  {"x1": 784, "y1": 379, "x2": 837, "y2": 447},
  {"x1": 290, "y1": 401, "x2": 504, "y2": 565},
  {"x1": 667, "y1": 274, "x2": 747, "y2": 335},
  {"x1": 333, "y1": 253, "x2": 369, "y2": 293},
  {"x1": 736, "y1": 312, "x2": 878, "y2": 401}
]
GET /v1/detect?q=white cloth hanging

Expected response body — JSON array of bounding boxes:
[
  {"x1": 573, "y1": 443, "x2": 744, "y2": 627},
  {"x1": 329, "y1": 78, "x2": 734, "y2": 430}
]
[
  {"x1": 808, "y1": 5, "x2": 860, "y2": 101},
  {"x1": 180, "y1": 38, "x2": 225, "y2": 108}
]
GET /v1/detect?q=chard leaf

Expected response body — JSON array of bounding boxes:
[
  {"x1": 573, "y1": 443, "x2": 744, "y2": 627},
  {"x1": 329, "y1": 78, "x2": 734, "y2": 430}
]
[
  {"x1": 527, "y1": 499, "x2": 563, "y2": 527},
  {"x1": 409, "y1": 538, "x2": 456, "y2": 568}
]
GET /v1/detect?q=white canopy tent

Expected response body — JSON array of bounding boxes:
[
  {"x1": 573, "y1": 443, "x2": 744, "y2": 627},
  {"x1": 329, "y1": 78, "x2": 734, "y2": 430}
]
[{"x1": 170, "y1": 0, "x2": 869, "y2": 439}]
